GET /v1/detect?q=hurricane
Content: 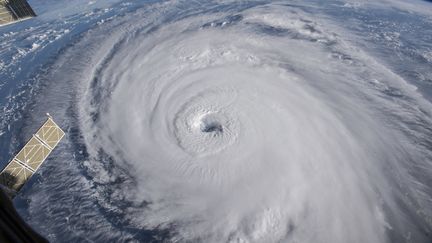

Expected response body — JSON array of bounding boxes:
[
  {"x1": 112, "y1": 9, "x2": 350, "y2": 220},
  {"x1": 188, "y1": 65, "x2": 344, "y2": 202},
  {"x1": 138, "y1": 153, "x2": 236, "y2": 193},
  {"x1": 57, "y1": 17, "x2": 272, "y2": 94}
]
[{"x1": 1, "y1": 0, "x2": 432, "y2": 242}]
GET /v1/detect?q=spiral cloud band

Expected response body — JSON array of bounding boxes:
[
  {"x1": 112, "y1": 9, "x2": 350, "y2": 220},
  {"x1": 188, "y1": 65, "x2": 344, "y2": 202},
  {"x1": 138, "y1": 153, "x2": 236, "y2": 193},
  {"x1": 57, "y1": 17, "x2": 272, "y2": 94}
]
[{"x1": 8, "y1": 1, "x2": 432, "y2": 242}]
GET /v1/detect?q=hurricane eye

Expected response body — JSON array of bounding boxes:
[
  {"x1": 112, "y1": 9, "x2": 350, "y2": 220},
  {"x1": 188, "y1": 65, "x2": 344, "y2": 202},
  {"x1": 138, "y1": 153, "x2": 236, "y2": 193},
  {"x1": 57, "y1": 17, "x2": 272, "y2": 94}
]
[{"x1": 200, "y1": 118, "x2": 223, "y2": 133}]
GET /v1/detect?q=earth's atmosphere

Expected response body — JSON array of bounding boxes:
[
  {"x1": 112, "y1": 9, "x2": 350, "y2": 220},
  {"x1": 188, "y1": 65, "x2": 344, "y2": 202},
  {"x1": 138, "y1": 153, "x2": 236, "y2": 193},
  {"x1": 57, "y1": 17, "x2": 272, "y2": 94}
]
[{"x1": 0, "y1": 0, "x2": 432, "y2": 242}]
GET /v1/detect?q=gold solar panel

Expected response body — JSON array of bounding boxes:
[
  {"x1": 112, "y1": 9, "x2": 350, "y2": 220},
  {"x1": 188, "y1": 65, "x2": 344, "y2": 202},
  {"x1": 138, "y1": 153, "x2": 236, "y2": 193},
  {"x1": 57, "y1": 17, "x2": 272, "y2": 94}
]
[
  {"x1": 0, "y1": 116, "x2": 64, "y2": 194},
  {"x1": 0, "y1": 0, "x2": 36, "y2": 26},
  {"x1": 0, "y1": 160, "x2": 33, "y2": 191},
  {"x1": 35, "y1": 118, "x2": 65, "y2": 149},
  {"x1": 14, "y1": 136, "x2": 51, "y2": 171}
]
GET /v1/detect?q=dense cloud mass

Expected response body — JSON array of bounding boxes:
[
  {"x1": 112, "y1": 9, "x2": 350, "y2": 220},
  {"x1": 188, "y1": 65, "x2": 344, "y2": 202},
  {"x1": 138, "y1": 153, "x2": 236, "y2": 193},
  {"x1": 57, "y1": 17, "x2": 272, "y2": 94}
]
[{"x1": 0, "y1": 0, "x2": 431, "y2": 242}]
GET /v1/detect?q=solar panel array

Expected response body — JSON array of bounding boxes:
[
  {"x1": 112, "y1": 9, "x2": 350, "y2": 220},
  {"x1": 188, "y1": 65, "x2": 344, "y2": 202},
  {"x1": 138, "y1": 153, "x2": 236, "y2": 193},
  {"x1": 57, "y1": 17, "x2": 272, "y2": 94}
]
[
  {"x1": 0, "y1": 0, "x2": 36, "y2": 26},
  {"x1": 0, "y1": 117, "x2": 64, "y2": 193}
]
